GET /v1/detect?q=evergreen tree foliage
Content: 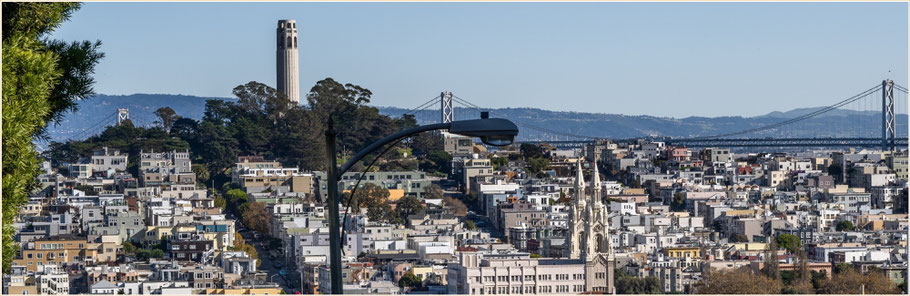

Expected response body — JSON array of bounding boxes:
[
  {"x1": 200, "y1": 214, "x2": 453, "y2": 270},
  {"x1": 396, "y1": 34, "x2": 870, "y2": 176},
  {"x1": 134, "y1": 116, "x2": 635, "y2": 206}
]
[{"x1": 2, "y1": 2, "x2": 103, "y2": 273}]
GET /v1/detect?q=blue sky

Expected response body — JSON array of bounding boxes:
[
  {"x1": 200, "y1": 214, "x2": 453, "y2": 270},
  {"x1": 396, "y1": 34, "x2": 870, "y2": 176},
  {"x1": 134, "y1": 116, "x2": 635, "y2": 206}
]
[{"x1": 50, "y1": 2, "x2": 908, "y2": 117}]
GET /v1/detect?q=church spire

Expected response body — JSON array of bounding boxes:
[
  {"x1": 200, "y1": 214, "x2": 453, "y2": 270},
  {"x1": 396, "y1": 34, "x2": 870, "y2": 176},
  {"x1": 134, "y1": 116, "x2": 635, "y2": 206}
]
[
  {"x1": 575, "y1": 159, "x2": 585, "y2": 191},
  {"x1": 591, "y1": 161, "x2": 601, "y2": 205},
  {"x1": 574, "y1": 159, "x2": 586, "y2": 205}
]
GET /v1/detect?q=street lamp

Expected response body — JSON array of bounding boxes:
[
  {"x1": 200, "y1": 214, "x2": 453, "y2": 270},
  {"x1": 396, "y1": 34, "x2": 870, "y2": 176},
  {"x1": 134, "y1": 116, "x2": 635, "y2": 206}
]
[
  {"x1": 271, "y1": 274, "x2": 282, "y2": 289},
  {"x1": 324, "y1": 112, "x2": 518, "y2": 294}
]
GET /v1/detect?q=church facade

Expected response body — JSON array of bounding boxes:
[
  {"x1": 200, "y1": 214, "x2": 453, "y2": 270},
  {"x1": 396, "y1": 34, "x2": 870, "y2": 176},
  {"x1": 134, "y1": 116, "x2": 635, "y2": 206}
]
[
  {"x1": 566, "y1": 160, "x2": 616, "y2": 294},
  {"x1": 446, "y1": 159, "x2": 616, "y2": 295}
]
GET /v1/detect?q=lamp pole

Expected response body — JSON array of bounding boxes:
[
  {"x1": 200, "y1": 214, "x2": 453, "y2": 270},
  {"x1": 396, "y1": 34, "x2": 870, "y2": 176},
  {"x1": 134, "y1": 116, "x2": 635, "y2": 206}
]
[
  {"x1": 324, "y1": 118, "x2": 343, "y2": 294},
  {"x1": 323, "y1": 113, "x2": 517, "y2": 294}
]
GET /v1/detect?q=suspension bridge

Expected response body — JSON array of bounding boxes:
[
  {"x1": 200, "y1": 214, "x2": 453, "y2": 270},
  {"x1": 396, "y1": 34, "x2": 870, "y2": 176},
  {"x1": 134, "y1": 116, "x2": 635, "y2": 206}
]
[{"x1": 402, "y1": 80, "x2": 909, "y2": 150}]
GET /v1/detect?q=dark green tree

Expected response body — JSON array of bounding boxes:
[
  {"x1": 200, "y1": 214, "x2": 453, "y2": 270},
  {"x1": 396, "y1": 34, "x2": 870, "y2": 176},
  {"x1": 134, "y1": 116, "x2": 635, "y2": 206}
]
[
  {"x1": 409, "y1": 129, "x2": 442, "y2": 157},
  {"x1": 2, "y1": 2, "x2": 104, "y2": 273},
  {"x1": 527, "y1": 157, "x2": 551, "y2": 174},
  {"x1": 671, "y1": 192, "x2": 687, "y2": 211},
  {"x1": 121, "y1": 241, "x2": 136, "y2": 254},
  {"x1": 398, "y1": 273, "x2": 422, "y2": 290},
  {"x1": 274, "y1": 106, "x2": 324, "y2": 170},
  {"x1": 213, "y1": 195, "x2": 226, "y2": 210},
  {"x1": 520, "y1": 143, "x2": 543, "y2": 159},
  {"x1": 894, "y1": 188, "x2": 908, "y2": 214},
  {"x1": 192, "y1": 164, "x2": 210, "y2": 187},
  {"x1": 154, "y1": 107, "x2": 179, "y2": 131},
  {"x1": 826, "y1": 164, "x2": 843, "y2": 181},
  {"x1": 74, "y1": 184, "x2": 98, "y2": 195},
  {"x1": 195, "y1": 118, "x2": 239, "y2": 175},
  {"x1": 730, "y1": 234, "x2": 749, "y2": 243},
  {"x1": 396, "y1": 195, "x2": 425, "y2": 222},
  {"x1": 421, "y1": 150, "x2": 452, "y2": 175},
  {"x1": 835, "y1": 220, "x2": 855, "y2": 232},
  {"x1": 464, "y1": 220, "x2": 478, "y2": 231},
  {"x1": 615, "y1": 269, "x2": 662, "y2": 294},
  {"x1": 833, "y1": 263, "x2": 854, "y2": 275},
  {"x1": 491, "y1": 157, "x2": 508, "y2": 170},
  {"x1": 170, "y1": 117, "x2": 199, "y2": 141},
  {"x1": 775, "y1": 234, "x2": 801, "y2": 253}
]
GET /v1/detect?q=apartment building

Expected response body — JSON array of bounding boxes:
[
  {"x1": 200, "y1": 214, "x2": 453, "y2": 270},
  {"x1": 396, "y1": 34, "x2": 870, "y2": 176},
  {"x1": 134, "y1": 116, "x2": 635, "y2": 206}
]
[
  {"x1": 13, "y1": 235, "x2": 89, "y2": 272},
  {"x1": 446, "y1": 252, "x2": 591, "y2": 295}
]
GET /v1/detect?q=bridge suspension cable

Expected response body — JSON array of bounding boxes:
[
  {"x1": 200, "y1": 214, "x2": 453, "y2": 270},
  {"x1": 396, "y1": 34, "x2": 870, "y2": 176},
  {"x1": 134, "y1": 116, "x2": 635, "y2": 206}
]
[
  {"x1": 452, "y1": 95, "x2": 603, "y2": 140},
  {"x1": 690, "y1": 83, "x2": 884, "y2": 139},
  {"x1": 452, "y1": 95, "x2": 488, "y2": 112},
  {"x1": 70, "y1": 112, "x2": 117, "y2": 140},
  {"x1": 404, "y1": 96, "x2": 440, "y2": 115},
  {"x1": 423, "y1": 81, "x2": 909, "y2": 144}
]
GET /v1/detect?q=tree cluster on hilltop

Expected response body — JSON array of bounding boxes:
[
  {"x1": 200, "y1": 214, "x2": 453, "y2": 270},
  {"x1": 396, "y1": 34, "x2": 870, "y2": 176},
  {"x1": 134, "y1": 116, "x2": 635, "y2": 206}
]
[{"x1": 43, "y1": 78, "x2": 454, "y2": 184}]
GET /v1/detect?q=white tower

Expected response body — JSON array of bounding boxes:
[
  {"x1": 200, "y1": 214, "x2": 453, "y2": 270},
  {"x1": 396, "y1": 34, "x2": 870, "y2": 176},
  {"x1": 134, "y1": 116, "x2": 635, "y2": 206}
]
[
  {"x1": 116, "y1": 108, "x2": 129, "y2": 126},
  {"x1": 276, "y1": 19, "x2": 300, "y2": 104}
]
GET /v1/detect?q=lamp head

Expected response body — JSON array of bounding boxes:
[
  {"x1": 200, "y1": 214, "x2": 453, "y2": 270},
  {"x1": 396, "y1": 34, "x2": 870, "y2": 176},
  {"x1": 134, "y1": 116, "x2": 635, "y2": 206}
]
[{"x1": 448, "y1": 117, "x2": 519, "y2": 146}]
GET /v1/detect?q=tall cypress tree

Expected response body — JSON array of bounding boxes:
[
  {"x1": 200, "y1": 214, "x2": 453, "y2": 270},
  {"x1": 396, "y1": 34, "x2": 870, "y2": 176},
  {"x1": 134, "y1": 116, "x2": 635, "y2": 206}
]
[{"x1": 763, "y1": 238, "x2": 780, "y2": 281}]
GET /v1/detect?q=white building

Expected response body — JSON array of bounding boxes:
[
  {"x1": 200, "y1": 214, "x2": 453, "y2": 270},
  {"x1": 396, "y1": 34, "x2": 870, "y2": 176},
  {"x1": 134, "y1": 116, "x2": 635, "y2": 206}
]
[{"x1": 446, "y1": 252, "x2": 588, "y2": 295}]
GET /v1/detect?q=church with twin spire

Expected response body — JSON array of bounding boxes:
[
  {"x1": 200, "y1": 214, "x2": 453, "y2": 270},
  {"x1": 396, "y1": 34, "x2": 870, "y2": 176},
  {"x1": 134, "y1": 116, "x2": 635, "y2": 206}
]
[{"x1": 566, "y1": 159, "x2": 616, "y2": 294}]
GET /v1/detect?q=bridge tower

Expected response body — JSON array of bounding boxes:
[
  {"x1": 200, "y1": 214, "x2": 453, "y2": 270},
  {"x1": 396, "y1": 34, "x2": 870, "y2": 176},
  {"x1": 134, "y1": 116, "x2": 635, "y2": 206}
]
[
  {"x1": 440, "y1": 91, "x2": 454, "y2": 123},
  {"x1": 117, "y1": 108, "x2": 130, "y2": 126},
  {"x1": 882, "y1": 80, "x2": 895, "y2": 151}
]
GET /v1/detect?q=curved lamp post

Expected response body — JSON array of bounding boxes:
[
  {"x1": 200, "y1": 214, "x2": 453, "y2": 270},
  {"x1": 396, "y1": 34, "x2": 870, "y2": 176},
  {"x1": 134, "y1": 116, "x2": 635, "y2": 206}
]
[{"x1": 324, "y1": 112, "x2": 518, "y2": 294}]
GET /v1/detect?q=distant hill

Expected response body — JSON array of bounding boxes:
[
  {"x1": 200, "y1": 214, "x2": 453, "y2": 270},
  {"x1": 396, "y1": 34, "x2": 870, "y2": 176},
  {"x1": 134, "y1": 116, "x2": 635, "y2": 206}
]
[
  {"x1": 44, "y1": 94, "x2": 234, "y2": 143},
  {"x1": 376, "y1": 107, "x2": 906, "y2": 141},
  {"x1": 42, "y1": 93, "x2": 907, "y2": 146}
]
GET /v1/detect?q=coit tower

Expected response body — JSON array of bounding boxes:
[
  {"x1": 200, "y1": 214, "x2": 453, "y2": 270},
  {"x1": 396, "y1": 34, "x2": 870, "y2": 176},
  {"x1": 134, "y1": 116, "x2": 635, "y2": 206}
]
[{"x1": 276, "y1": 19, "x2": 300, "y2": 104}]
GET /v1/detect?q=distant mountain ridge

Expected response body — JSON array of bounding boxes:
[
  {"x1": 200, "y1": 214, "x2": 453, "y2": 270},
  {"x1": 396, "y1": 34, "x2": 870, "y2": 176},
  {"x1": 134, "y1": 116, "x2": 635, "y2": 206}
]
[
  {"x1": 43, "y1": 93, "x2": 907, "y2": 145},
  {"x1": 45, "y1": 94, "x2": 235, "y2": 143}
]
